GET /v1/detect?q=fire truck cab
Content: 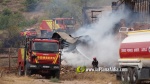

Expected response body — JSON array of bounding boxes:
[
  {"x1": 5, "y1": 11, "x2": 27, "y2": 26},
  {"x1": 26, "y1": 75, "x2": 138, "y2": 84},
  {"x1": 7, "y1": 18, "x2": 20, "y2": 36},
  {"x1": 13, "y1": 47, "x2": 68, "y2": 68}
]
[
  {"x1": 18, "y1": 38, "x2": 61, "y2": 78},
  {"x1": 40, "y1": 18, "x2": 75, "y2": 37}
]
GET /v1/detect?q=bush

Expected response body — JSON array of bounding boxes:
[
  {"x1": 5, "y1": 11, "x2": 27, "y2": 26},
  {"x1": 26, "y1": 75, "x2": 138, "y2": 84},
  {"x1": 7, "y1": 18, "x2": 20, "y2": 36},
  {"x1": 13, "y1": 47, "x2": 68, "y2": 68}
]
[
  {"x1": 3, "y1": 26, "x2": 21, "y2": 48},
  {"x1": 0, "y1": 0, "x2": 3, "y2": 3},
  {"x1": 0, "y1": 8, "x2": 37, "y2": 48},
  {"x1": 0, "y1": 9, "x2": 23, "y2": 30},
  {"x1": 18, "y1": 18, "x2": 38, "y2": 27},
  {"x1": 23, "y1": 0, "x2": 41, "y2": 12},
  {"x1": 50, "y1": 77, "x2": 61, "y2": 83},
  {"x1": 2, "y1": 8, "x2": 12, "y2": 16}
]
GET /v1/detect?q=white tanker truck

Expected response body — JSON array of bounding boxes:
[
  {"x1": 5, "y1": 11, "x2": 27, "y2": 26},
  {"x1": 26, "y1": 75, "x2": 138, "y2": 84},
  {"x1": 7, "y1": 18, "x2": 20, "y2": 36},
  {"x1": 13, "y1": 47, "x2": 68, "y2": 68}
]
[{"x1": 117, "y1": 28, "x2": 150, "y2": 83}]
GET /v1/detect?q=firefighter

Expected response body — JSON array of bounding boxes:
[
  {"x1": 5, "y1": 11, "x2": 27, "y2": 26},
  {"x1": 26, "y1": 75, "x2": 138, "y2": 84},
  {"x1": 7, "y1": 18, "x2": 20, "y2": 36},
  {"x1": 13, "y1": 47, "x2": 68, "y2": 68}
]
[{"x1": 92, "y1": 57, "x2": 98, "y2": 70}]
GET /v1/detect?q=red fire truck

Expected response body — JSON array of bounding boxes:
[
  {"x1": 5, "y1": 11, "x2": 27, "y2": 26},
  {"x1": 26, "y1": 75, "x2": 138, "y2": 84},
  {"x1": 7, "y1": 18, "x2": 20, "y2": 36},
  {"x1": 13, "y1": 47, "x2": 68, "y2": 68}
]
[
  {"x1": 40, "y1": 18, "x2": 75, "y2": 37},
  {"x1": 18, "y1": 37, "x2": 61, "y2": 78},
  {"x1": 20, "y1": 28, "x2": 37, "y2": 37}
]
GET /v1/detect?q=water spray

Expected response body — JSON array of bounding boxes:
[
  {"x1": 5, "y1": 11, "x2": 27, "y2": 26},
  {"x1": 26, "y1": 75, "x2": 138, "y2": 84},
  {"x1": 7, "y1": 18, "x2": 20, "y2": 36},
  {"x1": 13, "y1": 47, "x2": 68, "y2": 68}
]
[{"x1": 76, "y1": 46, "x2": 92, "y2": 61}]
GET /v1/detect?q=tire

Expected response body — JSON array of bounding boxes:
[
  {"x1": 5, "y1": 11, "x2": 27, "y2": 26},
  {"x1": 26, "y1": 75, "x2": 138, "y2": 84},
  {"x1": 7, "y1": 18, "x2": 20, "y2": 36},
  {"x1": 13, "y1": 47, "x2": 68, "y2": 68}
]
[
  {"x1": 45, "y1": 75, "x2": 51, "y2": 79},
  {"x1": 127, "y1": 68, "x2": 132, "y2": 83},
  {"x1": 121, "y1": 70, "x2": 128, "y2": 82},
  {"x1": 18, "y1": 65, "x2": 23, "y2": 76},
  {"x1": 51, "y1": 70, "x2": 60, "y2": 79},
  {"x1": 41, "y1": 74, "x2": 50, "y2": 79},
  {"x1": 131, "y1": 68, "x2": 138, "y2": 84},
  {"x1": 116, "y1": 72, "x2": 121, "y2": 80},
  {"x1": 55, "y1": 70, "x2": 60, "y2": 79},
  {"x1": 24, "y1": 65, "x2": 31, "y2": 76}
]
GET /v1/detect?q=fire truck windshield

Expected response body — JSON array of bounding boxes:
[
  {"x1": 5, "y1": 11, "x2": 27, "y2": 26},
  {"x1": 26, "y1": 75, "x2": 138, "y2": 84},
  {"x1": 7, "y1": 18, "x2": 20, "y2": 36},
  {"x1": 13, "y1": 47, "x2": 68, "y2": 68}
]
[
  {"x1": 64, "y1": 19, "x2": 74, "y2": 25},
  {"x1": 32, "y1": 42, "x2": 59, "y2": 52}
]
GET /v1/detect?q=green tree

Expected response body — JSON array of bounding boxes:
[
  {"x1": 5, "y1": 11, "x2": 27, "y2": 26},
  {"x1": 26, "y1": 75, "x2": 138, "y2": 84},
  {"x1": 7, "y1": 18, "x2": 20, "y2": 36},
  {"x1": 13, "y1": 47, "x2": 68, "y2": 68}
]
[
  {"x1": 0, "y1": 9, "x2": 24, "y2": 29},
  {"x1": 0, "y1": 8, "x2": 37, "y2": 48}
]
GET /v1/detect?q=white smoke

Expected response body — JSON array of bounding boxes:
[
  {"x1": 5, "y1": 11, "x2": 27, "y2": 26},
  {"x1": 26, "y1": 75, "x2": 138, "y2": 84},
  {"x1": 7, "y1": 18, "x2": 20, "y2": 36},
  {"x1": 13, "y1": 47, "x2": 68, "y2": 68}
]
[{"x1": 62, "y1": 10, "x2": 129, "y2": 67}]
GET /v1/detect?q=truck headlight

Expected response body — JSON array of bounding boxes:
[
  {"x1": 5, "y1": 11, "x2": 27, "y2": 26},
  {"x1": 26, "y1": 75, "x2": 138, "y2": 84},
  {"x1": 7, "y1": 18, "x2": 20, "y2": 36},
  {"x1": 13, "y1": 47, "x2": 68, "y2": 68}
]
[
  {"x1": 43, "y1": 66, "x2": 50, "y2": 68},
  {"x1": 30, "y1": 65, "x2": 37, "y2": 68},
  {"x1": 53, "y1": 66, "x2": 59, "y2": 69}
]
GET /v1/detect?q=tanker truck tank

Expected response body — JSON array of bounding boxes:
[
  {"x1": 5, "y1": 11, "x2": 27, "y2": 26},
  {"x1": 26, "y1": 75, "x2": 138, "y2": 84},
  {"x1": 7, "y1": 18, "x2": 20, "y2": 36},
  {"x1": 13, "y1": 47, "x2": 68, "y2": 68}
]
[
  {"x1": 120, "y1": 30, "x2": 150, "y2": 66},
  {"x1": 117, "y1": 29, "x2": 150, "y2": 83}
]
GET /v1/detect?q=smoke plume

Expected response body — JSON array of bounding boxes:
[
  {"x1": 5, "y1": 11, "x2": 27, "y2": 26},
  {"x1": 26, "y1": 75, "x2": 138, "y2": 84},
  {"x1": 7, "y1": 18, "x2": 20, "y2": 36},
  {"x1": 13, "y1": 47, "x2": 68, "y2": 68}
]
[{"x1": 62, "y1": 10, "x2": 129, "y2": 67}]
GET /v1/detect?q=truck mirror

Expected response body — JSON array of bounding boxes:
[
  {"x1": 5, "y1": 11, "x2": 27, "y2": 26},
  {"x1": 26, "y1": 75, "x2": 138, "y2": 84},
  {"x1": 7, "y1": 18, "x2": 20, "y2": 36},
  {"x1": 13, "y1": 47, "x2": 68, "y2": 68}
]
[
  {"x1": 59, "y1": 49, "x2": 62, "y2": 53},
  {"x1": 27, "y1": 42, "x2": 29, "y2": 44},
  {"x1": 59, "y1": 49, "x2": 62, "y2": 52}
]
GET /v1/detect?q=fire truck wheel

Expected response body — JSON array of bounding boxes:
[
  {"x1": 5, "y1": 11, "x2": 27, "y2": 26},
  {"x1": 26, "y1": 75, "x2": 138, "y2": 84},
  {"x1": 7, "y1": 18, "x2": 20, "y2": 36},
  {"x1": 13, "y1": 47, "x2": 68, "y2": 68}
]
[
  {"x1": 24, "y1": 66, "x2": 31, "y2": 76},
  {"x1": 18, "y1": 66, "x2": 23, "y2": 76},
  {"x1": 55, "y1": 70, "x2": 60, "y2": 79},
  {"x1": 51, "y1": 70, "x2": 60, "y2": 79},
  {"x1": 44, "y1": 75, "x2": 51, "y2": 79}
]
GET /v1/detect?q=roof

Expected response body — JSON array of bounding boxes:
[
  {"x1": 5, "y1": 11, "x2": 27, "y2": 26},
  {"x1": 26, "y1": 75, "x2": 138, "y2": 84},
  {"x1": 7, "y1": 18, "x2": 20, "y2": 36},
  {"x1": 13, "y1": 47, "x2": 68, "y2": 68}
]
[
  {"x1": 26, "y1": 28, "x2": 36, "y2": 31},
  {"x1": 56, "y1": 32, "x2": 78, "y2": 44},
  {"x1": 53, "y1": 18, "x2": 73, "y2": 20}
]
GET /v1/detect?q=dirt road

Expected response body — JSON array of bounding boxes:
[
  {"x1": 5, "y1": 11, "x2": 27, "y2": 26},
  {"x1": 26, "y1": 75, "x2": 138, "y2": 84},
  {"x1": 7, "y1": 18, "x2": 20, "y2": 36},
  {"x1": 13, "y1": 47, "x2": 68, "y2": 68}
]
[{"x1": 0, "y1": 72, "x2": 120, "y2": 84}]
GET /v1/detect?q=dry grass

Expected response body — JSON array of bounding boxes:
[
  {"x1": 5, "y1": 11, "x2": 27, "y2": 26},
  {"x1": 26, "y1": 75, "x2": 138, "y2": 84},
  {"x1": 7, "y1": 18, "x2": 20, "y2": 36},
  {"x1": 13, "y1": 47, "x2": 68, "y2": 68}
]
[
  {"x1": 0, "y1": 0, "x2": 24, "y2": 11},
  {"x1": 0, "y1": 57, "x2": 121, "y2": 84},
  {"x1": 0, "y1": 66, "x2": 121, "y2": 84},
  {"x1": 60, "y1": 71, "x2": 120, "y2": 84},
  {"x1": 0, "y1": 79, "x2": 5, "y2": 84},
  {"x1": 0, "y1": 58, "x2": 17, "y2": 68}
]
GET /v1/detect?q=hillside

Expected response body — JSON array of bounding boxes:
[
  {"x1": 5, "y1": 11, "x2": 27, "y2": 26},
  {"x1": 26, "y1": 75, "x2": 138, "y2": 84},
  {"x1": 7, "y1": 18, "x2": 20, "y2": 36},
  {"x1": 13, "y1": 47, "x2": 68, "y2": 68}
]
[
  {"x1": 0, "y1": 0, "x2": 24, "y2": 12},
  {"x1": 0, "y1": 0, "x2": 117, "y2": 48},
  {"x1": 0, "y1": 0, "x2": 117, "y2": 29}
]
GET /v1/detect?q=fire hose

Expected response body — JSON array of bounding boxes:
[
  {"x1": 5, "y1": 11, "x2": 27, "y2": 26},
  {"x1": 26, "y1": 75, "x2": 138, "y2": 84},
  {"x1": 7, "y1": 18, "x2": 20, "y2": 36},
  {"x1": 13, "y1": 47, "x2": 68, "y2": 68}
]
[{"x1": 76, "y1": 46, "x2": 92, "y2": 61}]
